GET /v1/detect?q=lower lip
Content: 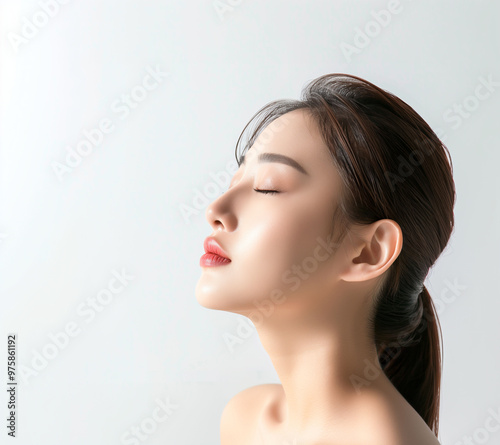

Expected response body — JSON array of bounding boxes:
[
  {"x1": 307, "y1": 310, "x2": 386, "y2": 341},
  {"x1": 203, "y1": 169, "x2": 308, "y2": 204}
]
[{"x1": 200, "y1": 253, "x2": 232, "y2": 267}]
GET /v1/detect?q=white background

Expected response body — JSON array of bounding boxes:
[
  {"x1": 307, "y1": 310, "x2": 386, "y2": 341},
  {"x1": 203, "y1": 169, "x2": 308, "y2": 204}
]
[{"x1": 1, "y1": 1, "x2": 499, "y2": 444}]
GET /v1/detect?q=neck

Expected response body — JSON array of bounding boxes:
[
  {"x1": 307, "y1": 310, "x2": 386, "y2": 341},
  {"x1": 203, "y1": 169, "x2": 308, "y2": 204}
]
[{"x1": 253, "y1": 299, "x2": 393, "y2": 437}]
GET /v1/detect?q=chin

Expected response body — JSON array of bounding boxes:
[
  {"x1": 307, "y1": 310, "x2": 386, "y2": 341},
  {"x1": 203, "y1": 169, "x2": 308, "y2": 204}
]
[
  {"x1": 194, "y1": 279, "x2": 247, "y2": 314},
  {"x1": 195, "y1": 279, "x2": 228, "y2": 310}
]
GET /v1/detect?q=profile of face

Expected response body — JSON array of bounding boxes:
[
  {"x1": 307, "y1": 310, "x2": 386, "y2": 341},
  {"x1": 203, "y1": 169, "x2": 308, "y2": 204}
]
[{"x1": 196, "y1": 109, "x2": 360, "y2": 326}]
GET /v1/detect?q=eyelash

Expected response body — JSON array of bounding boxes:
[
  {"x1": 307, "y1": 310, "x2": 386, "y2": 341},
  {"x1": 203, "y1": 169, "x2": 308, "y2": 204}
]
[{"x1": 253, "y1": 188, "x2": 279, "y2": 195}]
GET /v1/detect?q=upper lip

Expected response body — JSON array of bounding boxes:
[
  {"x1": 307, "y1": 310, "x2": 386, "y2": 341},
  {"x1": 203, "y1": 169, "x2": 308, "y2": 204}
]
[{"x1": 203, "y1": 237, "x2": 231, "y2": 260}]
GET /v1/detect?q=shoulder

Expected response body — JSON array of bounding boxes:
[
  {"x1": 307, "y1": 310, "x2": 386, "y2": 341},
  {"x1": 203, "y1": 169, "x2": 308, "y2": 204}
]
[
  {"x1": 220, "y1": 383, "x2": 282, "y2": 423},
  {"x1": 356, "y1": 390, "x2": 443, "y2": 445},
  {"x1": 220, "y1": 384, "x2": 282, "y2": 445}
]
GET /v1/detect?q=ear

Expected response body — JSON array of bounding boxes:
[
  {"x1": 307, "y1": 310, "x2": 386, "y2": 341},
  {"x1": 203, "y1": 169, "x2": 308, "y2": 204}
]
[{"x1": 337, "y1": 219, "x2": 403, "y2": 283}]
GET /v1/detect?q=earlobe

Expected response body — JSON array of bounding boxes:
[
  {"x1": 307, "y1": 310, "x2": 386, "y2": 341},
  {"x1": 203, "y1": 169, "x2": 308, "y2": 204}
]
[{"x1": 338, "y1": 219, "x2": 403, "y2": 283}]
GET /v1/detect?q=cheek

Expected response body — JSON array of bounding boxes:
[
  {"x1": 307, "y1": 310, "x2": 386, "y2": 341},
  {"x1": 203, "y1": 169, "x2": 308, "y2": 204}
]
[
  {"x1": 276, "y1": 198, "x2": 339, "y2": 291},
  {"x1": 235, "y1": 202, "x2": 331, "y2": 289},
  {"x1": 287, "y1": 205, "x2": 334, "y2": 265}
]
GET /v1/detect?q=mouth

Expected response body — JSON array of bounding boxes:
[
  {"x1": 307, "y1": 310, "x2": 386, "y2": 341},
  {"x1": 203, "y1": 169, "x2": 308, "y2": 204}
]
[{"x1": 200, "y1": 237, "x2": 232, "y2": 267}]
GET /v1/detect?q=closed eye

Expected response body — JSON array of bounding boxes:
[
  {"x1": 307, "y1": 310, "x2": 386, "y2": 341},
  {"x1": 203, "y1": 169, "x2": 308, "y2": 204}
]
[{"x1": 253, "y1": 188, "x2": 279, "y2": 195}]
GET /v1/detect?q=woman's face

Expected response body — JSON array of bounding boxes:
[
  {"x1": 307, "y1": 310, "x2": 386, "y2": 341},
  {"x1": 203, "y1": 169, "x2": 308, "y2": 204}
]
[{"x1": 195, "y1": 109, "x2": 347, "y2": 324}]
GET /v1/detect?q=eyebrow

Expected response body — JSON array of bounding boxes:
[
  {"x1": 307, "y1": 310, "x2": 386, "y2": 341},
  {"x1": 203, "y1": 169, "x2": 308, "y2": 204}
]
[{"x1": 240, "y1": 152, "x2": 309, "y2": 175}]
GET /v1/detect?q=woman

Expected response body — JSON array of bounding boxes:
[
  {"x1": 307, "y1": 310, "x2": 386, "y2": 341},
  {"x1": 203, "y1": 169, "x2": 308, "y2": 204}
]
[{"x1": 196, "y1": 73, "x2": 455, "y2": 444}]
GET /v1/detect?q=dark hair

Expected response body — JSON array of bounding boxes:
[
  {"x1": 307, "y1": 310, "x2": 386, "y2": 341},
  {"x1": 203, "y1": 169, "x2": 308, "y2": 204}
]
[{"x1": 233, "y1": 73, "x2": 455, "y2": 437}]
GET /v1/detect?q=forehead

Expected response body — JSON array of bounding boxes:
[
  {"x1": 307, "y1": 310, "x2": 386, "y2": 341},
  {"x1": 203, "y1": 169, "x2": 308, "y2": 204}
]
[{"x1": 245, "y1": 109, "x2": 337, "y2": 178}]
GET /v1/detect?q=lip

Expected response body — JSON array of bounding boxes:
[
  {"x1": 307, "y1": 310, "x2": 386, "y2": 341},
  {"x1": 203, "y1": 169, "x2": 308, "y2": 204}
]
[{"x1": 200, "y1": 237, "x2": 231, "y2": 267}]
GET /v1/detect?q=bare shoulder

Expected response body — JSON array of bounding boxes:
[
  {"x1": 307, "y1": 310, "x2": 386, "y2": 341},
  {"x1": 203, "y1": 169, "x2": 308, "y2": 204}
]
[
  {"x1": 220, "y1": 384, "x2": 282, "y2": 445},
  {"x1": 357, "y1": 390, "x2": 443, "y2": 445},
  {"x1": 220, "y1": 382, "x2": 441, "y2": 445}
]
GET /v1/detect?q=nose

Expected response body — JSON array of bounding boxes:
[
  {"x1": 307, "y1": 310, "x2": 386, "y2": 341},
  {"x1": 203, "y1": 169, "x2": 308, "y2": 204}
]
[{"x1": 205, "y1": 189, "x2": 237, "y2": 232}]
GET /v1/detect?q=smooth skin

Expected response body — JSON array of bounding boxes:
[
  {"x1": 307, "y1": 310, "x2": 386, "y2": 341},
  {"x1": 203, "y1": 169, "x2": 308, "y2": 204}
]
[{"x1": 195, "y1": 109, "x2": 441, "y2": 445}]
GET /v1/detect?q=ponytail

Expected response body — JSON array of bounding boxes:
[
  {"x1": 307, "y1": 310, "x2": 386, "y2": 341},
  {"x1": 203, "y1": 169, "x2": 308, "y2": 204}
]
[{"x1": 376, "y1": 285, "x2": 443, "y2": 436}]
